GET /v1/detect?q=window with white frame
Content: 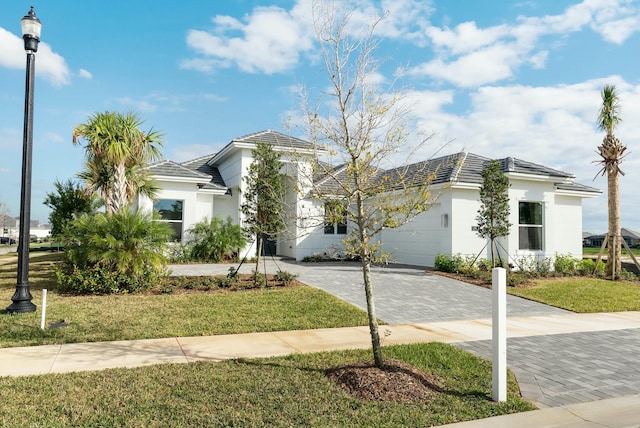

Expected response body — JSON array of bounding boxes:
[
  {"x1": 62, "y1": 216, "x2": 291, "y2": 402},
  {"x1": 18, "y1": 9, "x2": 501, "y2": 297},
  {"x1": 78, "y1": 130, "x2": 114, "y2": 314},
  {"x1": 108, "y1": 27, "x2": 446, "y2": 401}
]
[
  {"x1": 519, "y1": 201, "x2": 543, "y2": 250},
  {"x1": 154, "y1": 199, "x2": 184, "y2": 241},
  {"x1": 324, "y1": 201, "x2": 347, "y2": 235}
]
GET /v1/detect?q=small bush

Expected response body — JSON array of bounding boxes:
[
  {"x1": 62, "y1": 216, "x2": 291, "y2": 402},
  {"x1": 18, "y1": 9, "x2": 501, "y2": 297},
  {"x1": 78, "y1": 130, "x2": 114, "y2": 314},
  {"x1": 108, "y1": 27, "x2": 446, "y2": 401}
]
[
  {"x1": 618, "y1": 269, "x2": 639, "y2": 281},
  {"x1": 252, "y1": 271, "x2": 268, "y2": 288},
  {"x1": 216, "y1": 268, "x2": 240, "y2": 288},
  {"x1": 275, "y1": 270, "x2": 298, "y2": 286},
  {"x1": 188, "y1": 216, "x2": 247, "y2": 262},
  {"x1": 434, "y1": 254, "x2": 455, "y2": 272},
  {"x1": 302, "y1": 254, "x2": 325, "y2": 262},
  {"x1": 554, "y1": 253, "x2": 578, "y2": 276},
  {"x1": 574, "y1": 258, "x2": 606, "y2": 277},
  {"x1": 55, "y1": 263, "x2": 163, "y2": 295},
  {"x1": 507, "y1": 272, "x2": 530, "y2": 287},
  {"x1": 58, "y1": 210, "x2": 171, "y2": 294}
]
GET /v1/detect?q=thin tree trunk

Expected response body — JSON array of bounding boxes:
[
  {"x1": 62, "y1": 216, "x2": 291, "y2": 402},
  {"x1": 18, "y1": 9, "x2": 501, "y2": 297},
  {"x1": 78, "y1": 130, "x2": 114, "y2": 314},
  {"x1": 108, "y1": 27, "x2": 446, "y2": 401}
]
[
  {"x1": 607, "y1": 170, "x2": 621, "y2": 278},
  {"x1": 255, "y1": 233, "x2": 262, "y2": 274},
  {"x1": 356, "y1": 190, "x2": 384, "y2": 368},
  {"x1": 362, "y1": 256, "x2": 383, "y2": 368},
  {"x1": 490, "y1": 238, "x2": 496, "y2": 267}
]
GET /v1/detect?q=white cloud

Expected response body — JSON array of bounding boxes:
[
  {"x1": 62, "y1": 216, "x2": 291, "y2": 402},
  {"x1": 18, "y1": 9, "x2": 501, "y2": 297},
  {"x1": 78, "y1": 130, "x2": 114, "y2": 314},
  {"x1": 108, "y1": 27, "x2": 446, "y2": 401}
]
[
  {"x1": 426, "y1": 22, "x2": 511, "y2": 55},
  {"x1": 0, "y1": 27, "x2": 71, "y2": 86},
  {"x1": 404, "y1": 77, "x2": 640, "y2": 232},
  {"x1": 115, "y1": 97, "x2": 157, "y2": 112},
  {"x1": 78, "y1": 69, "x2": 92, "y2": 79},
  {"x1": 409, "y1": 0, "x2": 639, "y2": 87},
  {"x1": 183, "y1": 4, "x2": 315, "y2": 74},
  {"x1": 410, "y1": 43, "x2": 524, "y2": 87},
  {"x1": 43, "y1": 132, "x2": 64, "y2": 143},
  {"x1": 181, "y1": 0, "x2": 437, "y2": 75}
]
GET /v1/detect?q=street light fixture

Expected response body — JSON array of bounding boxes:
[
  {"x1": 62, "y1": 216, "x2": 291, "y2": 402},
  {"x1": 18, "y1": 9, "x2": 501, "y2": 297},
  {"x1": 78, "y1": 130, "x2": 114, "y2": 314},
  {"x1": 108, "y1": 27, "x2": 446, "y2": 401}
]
[{"x1": 6, "y1": 7, "x2": 42, "y2": 314}]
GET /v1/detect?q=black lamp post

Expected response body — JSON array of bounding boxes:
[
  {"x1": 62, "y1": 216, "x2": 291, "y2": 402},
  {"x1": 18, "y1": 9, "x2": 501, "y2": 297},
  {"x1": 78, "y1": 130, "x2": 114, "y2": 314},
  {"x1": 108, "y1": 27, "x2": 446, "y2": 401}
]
[{"x1": 6, "y1": 7, "x2": 42, "y2": 314}]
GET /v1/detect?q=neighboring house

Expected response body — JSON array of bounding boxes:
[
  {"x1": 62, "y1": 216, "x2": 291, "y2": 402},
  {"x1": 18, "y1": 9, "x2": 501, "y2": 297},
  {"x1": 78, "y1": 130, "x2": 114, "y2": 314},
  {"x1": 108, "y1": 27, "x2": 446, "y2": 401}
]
[
  {"x1": 138, "y1": 130, "x2": 602, "y2": 267},
  {"x1": 584, "y1": 228, "x2": 640, "y2": 248},
  {"x1": 0, "y1": 216, "x2": 51, "y2": 242}
]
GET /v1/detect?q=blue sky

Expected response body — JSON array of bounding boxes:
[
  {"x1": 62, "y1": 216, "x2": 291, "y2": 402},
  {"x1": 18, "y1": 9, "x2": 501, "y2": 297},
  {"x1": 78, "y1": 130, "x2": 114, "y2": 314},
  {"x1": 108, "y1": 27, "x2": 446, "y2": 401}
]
[{"x1": 0, "y1": 0, "x2": 638, "y2": 233}]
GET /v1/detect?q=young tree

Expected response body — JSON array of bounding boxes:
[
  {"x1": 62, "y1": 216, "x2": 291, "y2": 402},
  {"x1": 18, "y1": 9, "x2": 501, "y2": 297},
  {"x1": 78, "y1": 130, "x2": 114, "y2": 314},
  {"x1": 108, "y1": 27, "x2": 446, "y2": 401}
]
[
  {"x1": 595, "y1": 85, "x2": 625, "y2": 278},
  {"x1": 476, "y1": 160, "x2": 511, "y2": 267},
  {"x1": 72, "y1": 111, "x2": 163, "y2": 214},
  {"x1": 43, "y1": 178, "x2": 100, "y2": 237},
  {"x1": 240, "y1": 142, "x2": 286, "y2": 272},
  {"x1": 300, "y1": 3, "x2": 436, "y2": 368}
]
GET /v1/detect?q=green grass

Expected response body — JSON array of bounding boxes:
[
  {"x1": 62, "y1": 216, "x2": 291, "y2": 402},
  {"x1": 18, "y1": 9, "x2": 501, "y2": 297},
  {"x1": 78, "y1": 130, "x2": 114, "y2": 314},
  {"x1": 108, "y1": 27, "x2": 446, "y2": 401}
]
[
  {"x1": 509, "y1": 277, "x2": 640, "y2": 312},
  {"x1": 0, "y1": 253, "x2": 371, "y2": 348},
  {"x1": 0, "y1": 343, "x2": 534, "y2": 427},
  {"x1": 583, "y1": 246, "x2": 640, "y2": 256}
]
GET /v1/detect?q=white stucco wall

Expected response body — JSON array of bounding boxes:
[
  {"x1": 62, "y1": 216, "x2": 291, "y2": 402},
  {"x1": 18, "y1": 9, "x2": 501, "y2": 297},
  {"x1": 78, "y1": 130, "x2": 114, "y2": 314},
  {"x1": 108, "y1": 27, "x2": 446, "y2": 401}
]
[
  {"x1": 293, "y1": 199, "x2": 346, "y2": 260},
  {"x1": 551, "y1": 194, "x2": 583, "y2": 257},
  {"x1": 448, "y1": 187, "x2": 489, "y2": 260}
]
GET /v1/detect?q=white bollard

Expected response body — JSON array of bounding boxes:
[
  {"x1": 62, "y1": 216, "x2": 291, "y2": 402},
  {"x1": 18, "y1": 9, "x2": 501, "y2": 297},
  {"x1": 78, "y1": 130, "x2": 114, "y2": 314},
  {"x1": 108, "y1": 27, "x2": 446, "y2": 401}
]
[
  {"x1": 492, "y1": 268, "x2": 507, "y2": 402},
  {"x1": 40, "y1": 289, "x2": 47, "y2": 330}
]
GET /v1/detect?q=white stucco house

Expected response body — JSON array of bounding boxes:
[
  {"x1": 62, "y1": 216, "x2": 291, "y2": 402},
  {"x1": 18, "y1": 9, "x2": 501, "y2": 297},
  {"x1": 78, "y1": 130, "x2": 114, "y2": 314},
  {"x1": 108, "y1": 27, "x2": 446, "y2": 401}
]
[{"x1": 137, "y1": 130, "x2": 601, "y2": 267}]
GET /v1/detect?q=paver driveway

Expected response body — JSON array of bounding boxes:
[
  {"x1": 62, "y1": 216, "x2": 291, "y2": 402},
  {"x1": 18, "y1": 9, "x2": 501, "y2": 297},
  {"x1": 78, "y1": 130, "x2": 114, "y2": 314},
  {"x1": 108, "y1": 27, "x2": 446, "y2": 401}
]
[
  {"x1": 171, "y1": 258, "x2": 567, "y2": 324},
  {"x1": 170, "y1": 259, "x2": 640, "y2": 408}
]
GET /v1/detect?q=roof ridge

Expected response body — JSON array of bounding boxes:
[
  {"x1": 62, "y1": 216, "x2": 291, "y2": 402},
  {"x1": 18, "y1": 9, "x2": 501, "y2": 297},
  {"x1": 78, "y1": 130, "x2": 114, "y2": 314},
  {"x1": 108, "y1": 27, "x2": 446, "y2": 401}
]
[
  {"x1": 181, "y1": 154, "x2": 216, "y2": 165},
  {"x1": 450, "y1": 152, "x2": 468, "y2": 182},
  {"x1": 147, "y1": 160, "x2": 212, "y2": 179},
  {"x1": 233, "y1": 129, "x2": 271, "y2": 142}
]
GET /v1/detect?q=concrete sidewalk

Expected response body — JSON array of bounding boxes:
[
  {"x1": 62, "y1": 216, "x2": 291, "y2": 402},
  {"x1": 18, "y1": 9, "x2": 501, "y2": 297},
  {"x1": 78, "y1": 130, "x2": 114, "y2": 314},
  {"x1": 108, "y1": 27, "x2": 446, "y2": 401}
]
[{"x1": 2, "y1": 311, "x2": 640, "y2": 427}]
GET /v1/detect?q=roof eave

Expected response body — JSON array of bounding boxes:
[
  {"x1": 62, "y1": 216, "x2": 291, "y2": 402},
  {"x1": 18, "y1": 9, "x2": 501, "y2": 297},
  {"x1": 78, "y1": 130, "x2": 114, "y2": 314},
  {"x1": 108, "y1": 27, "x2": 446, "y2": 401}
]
[
  {"x1": 153, "y1": 175, "x2": 207, "y2": 184},
  {"x1": 555, "y1": 189, "x2": 602, "y2": 198},
  {"x1": 506, "y1": 172, "x2": 570, "y2": 182}
]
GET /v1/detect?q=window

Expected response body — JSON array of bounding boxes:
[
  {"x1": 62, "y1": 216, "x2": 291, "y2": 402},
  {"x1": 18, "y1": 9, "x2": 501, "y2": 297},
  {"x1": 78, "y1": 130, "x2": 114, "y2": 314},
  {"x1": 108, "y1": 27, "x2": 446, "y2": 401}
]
[
  {"x1": 519, "y1": 202, "x2": 543, "y2": 250},
  {"x1": 154, "y1": 199, "x2": 183, "y2": 241},
  {"x1": 324, "y1": 201, "x2": 347, "y2": 235}
]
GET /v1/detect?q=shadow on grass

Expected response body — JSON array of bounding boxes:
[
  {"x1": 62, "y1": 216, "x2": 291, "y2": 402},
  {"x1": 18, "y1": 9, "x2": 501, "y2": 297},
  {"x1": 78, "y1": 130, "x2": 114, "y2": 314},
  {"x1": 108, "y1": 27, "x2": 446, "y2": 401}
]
[
  {"x1": 0, "y1": 252, "x2": 62, "y2": 292},
  {"x1": 232, "y1": 356, "x2": 491, "y2": 403}
]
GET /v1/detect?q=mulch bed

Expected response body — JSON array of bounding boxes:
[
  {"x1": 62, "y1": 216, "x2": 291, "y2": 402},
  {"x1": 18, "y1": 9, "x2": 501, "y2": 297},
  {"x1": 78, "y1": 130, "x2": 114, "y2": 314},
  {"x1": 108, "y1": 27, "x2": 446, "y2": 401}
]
[{"x1": 326, "y1": 359, "x2": 443, "y2": 404}]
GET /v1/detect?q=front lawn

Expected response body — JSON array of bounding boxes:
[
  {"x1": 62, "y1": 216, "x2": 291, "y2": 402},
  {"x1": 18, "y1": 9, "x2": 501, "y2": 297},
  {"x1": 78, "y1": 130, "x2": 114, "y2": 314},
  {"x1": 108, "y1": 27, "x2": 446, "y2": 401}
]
[
  {"x1": 509, "y1": 277, "x2": 640, "y2": 312},
  {"x1": 0, "y1": 343, "x2": 534, "y2": 427},
  {"x1": 583, "y1": 246, "x2": 640, "y2": 256},
  {"x1": 0, "y1": 252, "x2": 371, "y2": 348}
]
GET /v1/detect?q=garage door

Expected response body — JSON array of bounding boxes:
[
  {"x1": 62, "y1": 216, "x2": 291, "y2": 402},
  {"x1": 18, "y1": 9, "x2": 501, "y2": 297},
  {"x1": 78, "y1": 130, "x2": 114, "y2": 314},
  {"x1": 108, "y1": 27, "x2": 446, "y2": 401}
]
[{"x1": 379, "y1": 203, "x2": 441, "y2": 267}]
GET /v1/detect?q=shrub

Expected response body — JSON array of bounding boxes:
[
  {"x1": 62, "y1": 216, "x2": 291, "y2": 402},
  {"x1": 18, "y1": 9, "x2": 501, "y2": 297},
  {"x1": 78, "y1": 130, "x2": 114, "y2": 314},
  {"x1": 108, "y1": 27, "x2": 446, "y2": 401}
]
[
  {"x1": 216, "y1": 267, "x2": 240, "y2": 288},
  {"x1": 507, "y1": 272, "x2": 530, "y2": 287},
  {"x1": 554, "y1": 253, "x2": 578, "y2": 276},
  {"x1": 302, "y1": 254, "x2": 325, "y2": 262},
  {"x1": 275, "y1": 270, "x2": 298, "y2": 286},
  {"x1": 55, "y1": 263, "x2": 162, "y2": 295},
  {"x1": 434, "y1": 254, "x2": 455, "y2": 272},
  {"x1": 57, "y1": 210, "x2": 172, "y2": 294},
  {"x1": 616, "y1": 269, "x2": 638, "y2": 281},
  {"x1": 167, "y1": 242, "x2": 192, "y2": 263},
  {"x1": 252, "y1": 271, "x2": 268, "y2": 288},
  {"x1": 187, "y1": 216, "x2": 247, "y2": 262}
]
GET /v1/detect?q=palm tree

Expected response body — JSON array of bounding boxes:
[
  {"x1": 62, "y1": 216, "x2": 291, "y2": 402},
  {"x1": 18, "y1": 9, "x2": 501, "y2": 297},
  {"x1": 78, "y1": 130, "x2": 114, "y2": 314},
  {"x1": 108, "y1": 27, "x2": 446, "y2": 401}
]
[
  {"x1": 73, "y1": 111, "x2": 163, "y2": 214},
  {"x1": 596, "y1": 85, "x2": 626, "y2": 278}
]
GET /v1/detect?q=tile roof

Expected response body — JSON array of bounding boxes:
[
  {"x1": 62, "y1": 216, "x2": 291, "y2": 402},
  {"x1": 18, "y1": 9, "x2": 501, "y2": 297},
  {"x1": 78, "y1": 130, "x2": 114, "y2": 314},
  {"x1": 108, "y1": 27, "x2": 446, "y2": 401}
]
[
  {"x1": 232, "y1": 130, "x2": 314, "y2": 150},
  {"x1": 180, "y1": 154, "x2": 227, "y2": 190},
  {"x1": 146, "y1": 160, "x2": 212, "y2": 181},
  {"x1": 313, "y1": 152, "x2": 601, "y2": 195}
]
